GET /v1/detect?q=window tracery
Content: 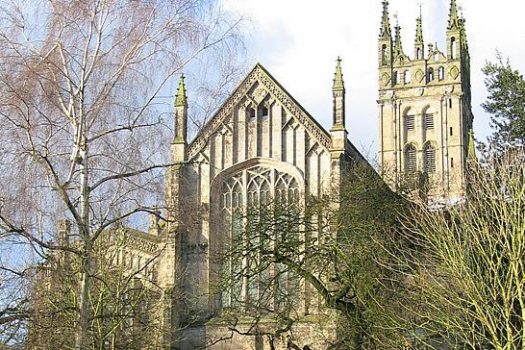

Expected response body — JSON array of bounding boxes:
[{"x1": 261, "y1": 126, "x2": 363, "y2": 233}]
[{"x1": 218, "y1": 166, "x2": 301, "y2": 309}]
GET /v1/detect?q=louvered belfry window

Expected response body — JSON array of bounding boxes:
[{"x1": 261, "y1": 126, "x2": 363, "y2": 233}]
[
  {"x1": 404, "y1": 115, "x2": 415, "y2": 131},
  {"x1": 424, "y1": 144, "x2": 436, "y2": 173},
  {"x1": 405, "y1": 145, "x2": 417, "y2": 174},
  {"x1": 424, "y1": 113, "x2": 434, "y2": 129}
]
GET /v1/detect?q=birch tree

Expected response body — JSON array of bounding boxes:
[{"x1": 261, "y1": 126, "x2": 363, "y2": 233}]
[{"x1": 0, "y1": 0, "x2": 243, "y2": 349}]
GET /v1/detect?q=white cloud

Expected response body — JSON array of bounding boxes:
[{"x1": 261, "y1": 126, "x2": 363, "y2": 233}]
[{"x1": 223, "y1": 0, "x2": 525, "y2": 157}]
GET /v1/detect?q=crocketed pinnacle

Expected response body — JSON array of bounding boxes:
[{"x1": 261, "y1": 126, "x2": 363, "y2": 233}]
[
  {"x1": 394, "y1": 24, "x2": 405, "y2": 56},
  {"x1": 379, "y1": 1, "x2": 391, "y2": 38},
  {"x1": 175, "y1": 74, "x2": 187, "y2": 107},
  {"x1": 333, "y1": 57, "x2": 345, "y2": 92},
  {"x1": 415, "y1": 12, "x2": 423, "y2": 45},
  {"x1": 448, "y1": 0, "x2": 460, "y2": 31}
]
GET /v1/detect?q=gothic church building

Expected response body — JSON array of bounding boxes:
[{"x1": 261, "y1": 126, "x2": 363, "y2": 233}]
[
  {"x1": 161, "y1": 58, "x2": 363, "y2": 349},
  {"x1": 157, "y1": 0, "x2": 475, "y2": 348},
  {"x1": 84, "y1": 0, "x2": 476, "y2": 349}
]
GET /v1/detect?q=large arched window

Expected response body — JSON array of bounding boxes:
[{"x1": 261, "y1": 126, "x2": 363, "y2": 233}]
[
  {"x1": 405, "y1": 145, "x2": 417, "y2": 174},
  {"x1": 424, "y1": 143, "x2": 436, "y2": 173},
  {"x1": 219, "y1": 166, "x2": 301, "y2": 309}
]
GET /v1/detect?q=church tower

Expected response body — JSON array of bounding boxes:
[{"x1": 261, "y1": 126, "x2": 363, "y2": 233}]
[{"x1": 378, "y1": 0, "x2": 474, "y2": 202}]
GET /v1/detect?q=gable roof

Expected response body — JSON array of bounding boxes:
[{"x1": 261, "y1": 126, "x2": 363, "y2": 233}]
[{"x1": 187, "y1": 63, "x2": 332, "y2": 159}]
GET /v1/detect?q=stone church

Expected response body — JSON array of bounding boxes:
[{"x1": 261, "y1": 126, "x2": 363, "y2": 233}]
[
  {"x1": 151, "y1": 0, "x2": 474, "y2": 348},
  {"x1": 44, "y1": 0, "x2": 475, "y2": 349},
  {"x1": 160, "y1": 58, "x2": 363, "y2": 348}
]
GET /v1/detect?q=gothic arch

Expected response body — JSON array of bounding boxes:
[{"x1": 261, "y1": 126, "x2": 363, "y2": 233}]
[
  {"x1": 403, "y1": 108, "x2": 415, "y2": 134},
  {"x1": 211, "y1": 158, "x2": 305, "y2": 193},
  {"x1": 209, "y1": 158, "x2": 305, "y2": 310},
  {"x1": 404, "y1": 143, "x2": 418, "y2": 174},
  {"x1": 423, "y1": 141, "x2": 437, "y2": 173}
]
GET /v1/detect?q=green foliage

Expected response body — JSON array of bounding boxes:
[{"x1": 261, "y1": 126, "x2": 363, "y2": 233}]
[{"x1": 483, "y1": 55, "x2": 525, "y2": 151}]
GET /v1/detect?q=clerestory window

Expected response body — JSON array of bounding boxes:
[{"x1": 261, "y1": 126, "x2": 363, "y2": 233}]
[
  {"x1": 404, "y1": 70, "x2": 411, "y2": 84},
  {"x1": 427, "y1": 67, "x2": 434, "y2": 82},
  {"x1": 438, "y1": 66, "x2": 445, "y2": 80}
]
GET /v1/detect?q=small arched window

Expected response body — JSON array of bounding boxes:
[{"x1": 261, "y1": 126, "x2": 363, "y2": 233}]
[
  {"x1": 424, "y1": 112, "x2": 434, "y2": 129},
  {"x1": 438, "y1": 67, "x2": 445, "y2": 80},
  {"x1": 416, "y1": 47, "x2": 422, "y2": 60},
  {"x1": 427, "y1": 67, "x2": 434, "y2": 82},
  {"x1": 405, "y1": 145, "x2": 417, "y2": 174},
  {"x1": 451, "y1": 37, "x2": 457, "y2": 59},
  {"x1": 404, "y1": 114, "x2": 415, "y2": 131},
  {"x1": 381, "y1": 44, "x2": 387, "y2": 65},
  {"x1": 424, "y1": 144, "x2": 436, "y2": 173},
  {"x1": 403, "y1": 70, "x2": 411, "y2": 84},
  {"x1": 393, "y1": 71, "x2": 400, "y2": 85}
]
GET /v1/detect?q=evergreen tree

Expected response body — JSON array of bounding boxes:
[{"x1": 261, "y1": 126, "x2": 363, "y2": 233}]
[{"x1": 482, "y1": 55, "x2": 525, "y2": 151}]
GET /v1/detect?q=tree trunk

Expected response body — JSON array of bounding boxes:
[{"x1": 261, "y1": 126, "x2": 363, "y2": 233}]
[{"x1": 75, "y1": 130, "x2": 91, "y2": 350}]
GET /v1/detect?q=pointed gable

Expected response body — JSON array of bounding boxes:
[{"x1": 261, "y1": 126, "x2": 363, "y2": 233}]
[{"x1": 187, "y1": 63, "x2": 332, "y2": 161}]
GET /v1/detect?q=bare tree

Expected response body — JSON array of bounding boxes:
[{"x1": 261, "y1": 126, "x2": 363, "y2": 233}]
[
  {"x1": 382, "y1": 152, "x2": 525, "y2": 349},
  {"x1": 0, "y1": 1, "x2": 243, "y2": 349},
  {"x1": 28, "y1": 223, "x2": 167, "y2": 350},
  {"x1": 217, "y1": 162, "x2": 407, "y2": 349}
]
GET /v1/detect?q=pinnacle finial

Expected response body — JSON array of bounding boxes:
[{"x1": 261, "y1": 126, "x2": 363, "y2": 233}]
[
  {"x1": 379, "y1": 1, "x2": 392, "y2": 38},
  {"x1": 175, "y1": 74, "x2": 187, "y2": 107},
  {"x1": 394, "y1": 23, "x2": 405, "y2": 56},
  {"x1": 333, "y1": 57, "x2": 345, "y2": 92},
  {"x1": 448, "y1": 0, "x2": 460, "y2": 31},
  {"x1": 415, "y1": 8, "x2": 424, "y2": 45}
]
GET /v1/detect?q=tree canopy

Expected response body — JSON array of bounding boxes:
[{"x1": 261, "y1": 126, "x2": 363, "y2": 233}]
[{"x1": 483, "y1": 55, "x2": 525, "y2": 151}]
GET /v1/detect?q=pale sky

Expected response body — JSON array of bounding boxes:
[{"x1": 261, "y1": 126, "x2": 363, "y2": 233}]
[{"x1": 222, "y1": 0, "x2": 525, "y2": 159}]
